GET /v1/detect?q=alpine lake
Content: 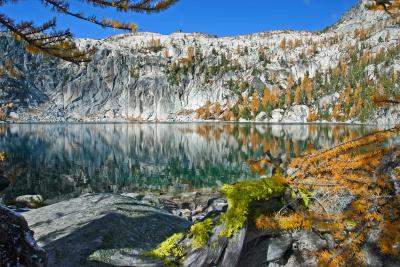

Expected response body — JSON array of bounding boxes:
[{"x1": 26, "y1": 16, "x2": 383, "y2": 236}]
[{"x1": 0, "y1": 123, "x2": 376, "y2": 203}]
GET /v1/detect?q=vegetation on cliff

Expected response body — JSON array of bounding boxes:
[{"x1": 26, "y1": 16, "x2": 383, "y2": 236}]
[{"x1": 195, "y1": 42, "x2": 400, "y2": 122}]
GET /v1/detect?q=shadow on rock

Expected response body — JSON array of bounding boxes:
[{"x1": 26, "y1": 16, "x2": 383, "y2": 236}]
[{"x1": 23, "y1": 194, "x2": 191, "y2": 267}]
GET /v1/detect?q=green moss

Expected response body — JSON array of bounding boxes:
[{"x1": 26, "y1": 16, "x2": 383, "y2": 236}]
[
  {"x1": 144, "y1": 233, "x2": 184, "y2": 260},
  {"x1": 189, "y1": 218, "x2": 214, "y2": 248},
  {"x1": 220, "y1": 177, "x2": 286, "y2": 237},
  {"x1": 298, "y1": 188, "x2": 314, "y2": 208}
]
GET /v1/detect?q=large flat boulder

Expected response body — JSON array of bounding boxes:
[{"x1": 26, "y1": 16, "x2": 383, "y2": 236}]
[{"x1": 23, "y1": 194, "x2": 190, "y2": 267}]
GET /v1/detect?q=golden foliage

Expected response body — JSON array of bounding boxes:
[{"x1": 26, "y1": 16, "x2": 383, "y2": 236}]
[
  {"x1": 251, "y1": 92, "x2": 260, "y2": 114},
  {"x1": 307, "y1": 110, "x2": 318, "y2": 122},
  {"x1": 354, "y1": 28, "x2": 367, "y2": 41},
  {"x1": 287, "y1": 74, "x2": 294, "y2": 90},
  {"x1": 256, "y1": 126, "x2": 400, "y2": 266},
  {"x1": 101, "y1": 19, "x2": 137, "y2": 31},
  {"x1": 147, "y1": 37, "x2": 162, "y2": 48},
  {"x1": 0, "y1": 109, "x2": 6, "y2": 121},
  {"x1": 302, "y1": 74, "x2": 313, "y2": 104},
  {"x1": 371, "y1": 95, "x2": 400, "y2": 107},
  {"x1": 279, "y1": 38, "x2": 286, "y2": 49},
  {"x1": 339, "y1": 61, "x2": 348, "y2": 77},
  {"x1": 285, "y1": 90, "x2": 292, "y2": 107},
  {"x1": 294, "y1": 86, "x2": 302, "y2": 104},
  {"x1": 262, "y1": 88, "x2": 271, "y2": 107},
  {"x1": 187, "y1": 46, "x2": 194, "y2": 61},
  {"x1": 367, "y1": 0, "x2": 400, "y2": 14},
  {"x1": 1, "y1": 0, "x2": 176, "y2": 63},
  {"x1": 256, "y1": 212, "x2": 314, "y2": 231}
]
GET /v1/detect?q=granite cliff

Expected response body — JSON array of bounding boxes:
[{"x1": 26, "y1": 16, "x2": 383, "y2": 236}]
[{"x1": 0, "y1": 0, "x2": 399, "y2": 124}]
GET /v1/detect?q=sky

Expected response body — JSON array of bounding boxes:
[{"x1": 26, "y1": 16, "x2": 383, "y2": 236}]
[{"x1": 1, "y1": 0, "x2": 358, "y2": 39}]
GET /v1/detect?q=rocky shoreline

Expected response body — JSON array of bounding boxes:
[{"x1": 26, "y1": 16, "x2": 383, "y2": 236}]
[
  {"x1": 9, "y1": 188, "x2": 399, "y2": 267},
  {"x1": 1, "y1": 104, "x2": 399, "y2": 127},
  {"x1": 0, "y1": 179, "x2": 227, "y2": 266},
  {"x1": 1, "y1": 142, "x2": 399, "y2": 267},
  {"x1": 0, "y1": 0, "x2": 399, "y2": 127}
]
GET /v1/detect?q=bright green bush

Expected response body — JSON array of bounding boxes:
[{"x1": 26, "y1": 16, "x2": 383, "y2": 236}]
[
  {"x1": 190, "y1": 218, "x2": 214, "y2": 248},
  {"x1": 144, "y1": 233, "x2": 184, "y2": 259},
  {"x1": 220, "y1": 177, "x2": 286, "y2": 237}
]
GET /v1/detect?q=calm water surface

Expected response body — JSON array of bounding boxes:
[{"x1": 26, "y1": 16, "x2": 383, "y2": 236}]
[{"x1": 0, "y1": 123, "x2": 375, "y2": 201}]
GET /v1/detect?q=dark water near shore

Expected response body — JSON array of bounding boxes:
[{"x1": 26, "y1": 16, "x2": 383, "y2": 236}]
[{"x1": 0, "y1": 123, "x2": 375, "y2": 202}]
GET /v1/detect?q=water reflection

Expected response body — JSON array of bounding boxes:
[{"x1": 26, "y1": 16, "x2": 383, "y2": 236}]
[{"x1": 0, "y1": 123, "x2": 374, "y2": 201}]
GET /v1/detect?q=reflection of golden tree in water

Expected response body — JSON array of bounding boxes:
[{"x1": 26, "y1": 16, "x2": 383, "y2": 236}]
[
  {"x1": 223, "y1": 124, "x2": 234, "y2": 145},
  {"x1": 212, "y1": 128, "x2": 222, "y2": 141},
  {"x1": 195, "y1": 125, "x2": 213, "y2": 142},
  {"x1": 284, "y1": 139, "x2": 291, "y2": 158},
  {"x1": 250, "y1": 130, "x2": 259, "y2": 152},
  {"x1": 248, "y1": 151, "x2": 285, "y2": 176},
  {"x1": 262, "y1": 138, "x2": 271, "y2": 152},
  {"x1": 195, "y1": 125, "x2": 225, "y2": 142},
  {"x1": 245, "y1": 125, "x2": 372, "y2": 177},
  {"x1": 309, "y1": 124, "x2": 318, "y2": 137},
  {"x1": 0, "y1": 125, "x2": 8, "y2": 136},
  {"x1": 192, "y1": 124, "x2": 372, "y2": 177}
]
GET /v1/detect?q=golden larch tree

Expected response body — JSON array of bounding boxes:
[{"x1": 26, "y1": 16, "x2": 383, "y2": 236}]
[
  {"x1": 262, "y1": 88, "x2": 272, "y2": 108},
  {"x1": 251, "y1": 92, "x2": 261, "y2": 115},
  {"x1": 302, "y1": 74, "x2": 313, "y2": 104}
]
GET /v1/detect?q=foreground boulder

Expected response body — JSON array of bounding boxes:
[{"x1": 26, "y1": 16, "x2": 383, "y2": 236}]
[
  {"x1": 23, "y1": 194, "x2": 190, "y2": 267},
  {"x1": 0, "y1": 205, "x2": 47, "y2": 267},
  {"x1": 15, "y1": 194, "x2": 44, "y2": 208}
]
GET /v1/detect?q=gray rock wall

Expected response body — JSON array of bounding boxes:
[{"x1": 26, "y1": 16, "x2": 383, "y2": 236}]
[{"x1": 0, "y1": 0, "x2": 398, "y2": 123}]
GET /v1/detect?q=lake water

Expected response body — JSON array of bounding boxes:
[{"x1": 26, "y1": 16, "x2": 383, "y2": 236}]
[{"x1": 0, "y1": 123, "x2": 375, "y2": 202}]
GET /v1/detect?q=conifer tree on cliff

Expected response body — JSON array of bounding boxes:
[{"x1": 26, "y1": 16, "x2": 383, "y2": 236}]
[{"x1": 0, "y1": 0, "x2": 177, "y2": 63}]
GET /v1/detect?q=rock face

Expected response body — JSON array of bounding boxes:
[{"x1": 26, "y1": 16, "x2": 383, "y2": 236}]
[
  {"x1": 182, "y1": 225, "x2": 247, "y2": 267},
  {"x1": 23, "y1": 194, "x2": 190, "y2": 267},
  {"x1": 0, "y1": 205, "x2": 47, "y2": 267},
  {"x1": 238, "y1": 229, "x2": 329, "y2": 267},
  {"x1": 8, "y1": 111, "x2": 19, "y2": 120},
  {"x1": 255, "y1": 111, "x2": 268, "y2": 122},
  {"x1": 270, "y1": 109, "x2": 284, "y2": 123},
  {"x1": 0, "y1": 0, "x2": 398, "y2": 124},
  {"x1": 281, "y1": 105, "x2": 310, "y2": 123},
  {"x1": 373, "y1": 106, "x2": 400, "y2": 126}
]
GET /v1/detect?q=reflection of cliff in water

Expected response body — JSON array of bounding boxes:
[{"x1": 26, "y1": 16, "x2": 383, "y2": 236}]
[{"x1": 0, "y1": 123, "x2": 373, "y2": 201}]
